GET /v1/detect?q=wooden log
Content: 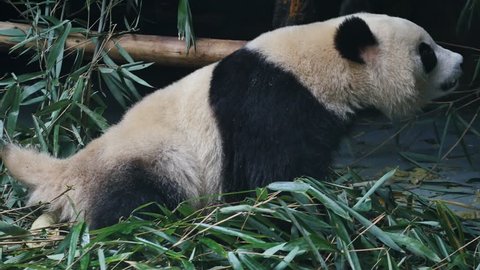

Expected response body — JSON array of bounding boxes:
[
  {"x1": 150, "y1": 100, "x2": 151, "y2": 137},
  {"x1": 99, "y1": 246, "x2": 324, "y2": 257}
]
[{"x1": 0, "y1": 21, "x2": 247, "y2": 67}]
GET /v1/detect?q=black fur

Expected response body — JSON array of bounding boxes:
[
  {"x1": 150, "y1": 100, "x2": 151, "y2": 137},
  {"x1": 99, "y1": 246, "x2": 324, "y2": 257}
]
[
  {"x1": 419, "y1": 42, "x2": 437, "y2": 73},
  {"x1": 210, "y1": 49, "x2": 349, "y2": 200},
  {"x1": 334, "y1": 16, "x2": 378, "y2": 64},
  {"x1": 88, "y1": 161, "x2": 186, "y2": 229}
]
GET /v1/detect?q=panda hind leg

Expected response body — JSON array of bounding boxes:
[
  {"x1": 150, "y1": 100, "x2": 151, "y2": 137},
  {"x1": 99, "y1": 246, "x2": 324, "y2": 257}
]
[{"x1": 87, "y1": 161, "x2": 188, "y2": 229}]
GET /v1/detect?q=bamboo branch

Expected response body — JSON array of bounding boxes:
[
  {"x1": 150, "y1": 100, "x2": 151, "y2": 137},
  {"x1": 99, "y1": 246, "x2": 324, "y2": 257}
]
[{"x1": 0, "y1": 21, "x2": 247, "y2": 67}]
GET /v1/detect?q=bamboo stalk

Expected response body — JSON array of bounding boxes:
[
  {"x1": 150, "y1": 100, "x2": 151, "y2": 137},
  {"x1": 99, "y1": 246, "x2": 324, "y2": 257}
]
[{"x1": 0, "y1": 21, "x2": 247, "y2": 67}]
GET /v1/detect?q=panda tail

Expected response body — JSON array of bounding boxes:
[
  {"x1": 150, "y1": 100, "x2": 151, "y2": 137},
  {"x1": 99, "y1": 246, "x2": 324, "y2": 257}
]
[{"x1": 0, "y1": 144, "x2": 67, "y2": 187}]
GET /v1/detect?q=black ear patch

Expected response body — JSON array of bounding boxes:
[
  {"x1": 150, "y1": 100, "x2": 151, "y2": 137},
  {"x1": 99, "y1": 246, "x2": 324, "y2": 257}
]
[{"x1": 334, "y1": 16, "x2": 378, "y2": 64}]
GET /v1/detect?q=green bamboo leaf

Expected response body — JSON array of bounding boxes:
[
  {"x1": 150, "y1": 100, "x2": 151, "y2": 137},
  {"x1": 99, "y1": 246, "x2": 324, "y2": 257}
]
[
  {"x1": 70, "y1": 124, "x2": 84, "y2": 146},
  {"x1": 6, "y1": 87, "x2": 21, "y2": 136},
  {"x1": 274, "y1": 246, "x2": 301, "y2": 270},
  {"x1": 199, "y1": 237, "x2": 227, "y2": 257},
  {"x1": 434, "y1": 235, "x2": 450, "y2": 260},
  {"x1": 436, "y1": 202, "x2": 464, "y2": 250},
  {"x1": 97, "y1": 248, "x2": 106, "y2": 270},
  {"x1": 70, "y1": 64, "x2": 91, "y2": 79},
  {"x1": 0, "y1": 221, "x2": 30, "y2": 236},
  {"x1": 72, "y1": 77, "x2": 85, "y2": 102},
  {"x1": 98, "y1": 67, "x2": 115, "y2": 74},
  {"x1": 47, "y1": 21, "x2": 72, "y2": 73},
  {"x1": 21, "y1": 81, "x2": 46, "y2": 101},
  {"x1": 75, "y1": 102, "x2": 109, "y2": 131},
  {"x1": 263, "y1": 243, "x2": 286, "y2": 257},
  {"x1": 438, "y1": 113, "x2": 453, "y2": 158},
  {"x1": 387, "y1": 232, "x2": 441, "y2": 262},
  {"x1": 47, "y1": 253, "x2": 66, "y2": 261},
  {"x1": 0, "y1": 86, "x2": 16, "y2": 115},
  {"x1": 340, "y1": 203, "x2": 403, "y2": 252},
  {"x1": 124, "y1": 62, "x2": 154, "y2": 72},
  {"x1": 135, "y1": 237, "x2": 183, "y2": 258},
  {"x1": 354, "y1": 169, "x2": 395, "y2": 210},
  {"x1": 10, "y1": 33, "x2": 38, "y2": 52},
  {"x1": 195, "y1": 223, "x2": 265, "y2": 244},
  {"x1": 330, "y1": 213, "x2": 362, "y2": 270},
  {"x1": 307, "y1": 186, "x2": 351, "y2": 220},
  {"x1": 283, "y1": 234, "x2": 335, "y2": 252},
  {"x1": 220, "y1": 204, "x2": 275, "y2": 214},
  {"x1": 181, "y1": 259, "x2": 195, "y2": 270},
  {"x1": 101, "y1": 50, "x2": 118, "y2": 68},
  {"x1": 126, "y1": 261, "x2": 156, "y2": 270},
  {"x1": 35, "y1": 100, "x2": 71, "y2": 116},
  {"x1": 238, "y1": 252, "x2": 268, "y2": 270},
  {"x1": 177, "y1": 0, "x2": 195, "y2": 51},
  {"x1": 53, "y1": 124, "x2": 60, "y2": 157},
  {"x1": 21, "y1": 96, "x2": 46, "y2": 106},
  {"x1": 32, "y1": 116, "x2": 48, "y2": 152},
  {"x1": 118, "y1": 72, "x2": 142, "y2": 100},
  {"x1": 0, "y1": 71, "x2": 44, "y2": 86},
  {"x1": 120, "y1": 68, "x2": 153, "y2": 88},
  {"x1": 67, "y1": 222, "x2": 84, "y2": 267},
  {"x1": 228, "y1": 252, "x2": 244, "y2": 270},
  {"x1": 278, "y1": 199, "x2": 328, "y2": 268},
  {"x1": 0, "y1": 28, "x2": 26, "y2": 37},
  {"x1": 267, "y1": 181, "x2": 310, "y2": 193},
  {"x1": 100, "y1": 73, "x2": 127, "y2": 108},
  {"x1": 115, "y1": 42, "x2": 134, "y2": 63},
  {"x1": 0, "y1": 119, "x2": 4, "y2": 139}
]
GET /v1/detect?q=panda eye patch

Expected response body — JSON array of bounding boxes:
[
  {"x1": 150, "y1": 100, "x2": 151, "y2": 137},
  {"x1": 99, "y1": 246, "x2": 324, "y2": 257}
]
[{"x1": 419, "y1": 42, "x2": 437, "y2": 73}]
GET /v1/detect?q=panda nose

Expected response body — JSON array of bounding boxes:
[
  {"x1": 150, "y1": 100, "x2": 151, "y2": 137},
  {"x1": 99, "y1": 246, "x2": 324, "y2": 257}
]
[{"x1": 456, "y1": 53, "x2": 464, "y2": 70}]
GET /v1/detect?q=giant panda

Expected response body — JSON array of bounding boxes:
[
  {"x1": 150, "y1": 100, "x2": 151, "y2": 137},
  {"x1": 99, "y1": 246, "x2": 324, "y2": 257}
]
[{"x1": 0, "y1": 13, "x2": 463, "y2": 228}]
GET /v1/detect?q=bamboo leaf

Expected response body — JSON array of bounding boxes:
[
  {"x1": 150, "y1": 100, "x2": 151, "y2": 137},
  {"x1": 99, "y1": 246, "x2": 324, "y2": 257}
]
[
  {"x1": 115, "y1": 42, "x2": 134, "y2": 63},
  {"x1": 75, "y1": 102, "x2": 109, "y2": 131},
  {"x1": 67, "y1": 222, "x2": 84, "y2": 267},
  {"x1": 35, "y1": 100, "x2": 71, "y2": 116},
  {"x1": 97, "y1": 249, "x2": 106, "y2": 270},
  {"x1": 387, "y1": 232, "x2": 441, "y2": 262},
  {"x1": 120, "y1": 68, "x2": 153, "y2": 88},
  {"x1": 354, "y1": 169, "x2": 395, "y2": 210},
  {"x1": 46, "y1": 21, "x2": 72, "y2": 74},
  {"x1": 228, "y1": 252, "x2": 244, "y2": 270},
  {"x1": 199, "y1": 238, "x2": 227, "y2": 258},
  {"x1": 195, "y1": 223, "x2": 266, "y2": 244},
  {"x1": 273, "y1": 246, "x2": 301, "y2": 270},
  {"x1": 6, "y1": 87, "x2": 21, "y2": 136},
  {"x1": 32, "y1": 115, "x2": 48, "y2": 152},
  {"x1": 21, "y1": 81, "x2": 46, "y2": 101},
  {"x1": 307, "y1": 186, "x2": 351, "y2": 220},
  {"x1": 0, "y1": 221, "x2": 30, "y2": 236},
  {"x1": 340, "y1": 204, "x2": 403, "y2": 252},
  {"x1": 267, "y1": 181, "x2": 310, "y2": 193},
  {"x1": 0, "y1": 28, "x2": 26, "y2": 37}
]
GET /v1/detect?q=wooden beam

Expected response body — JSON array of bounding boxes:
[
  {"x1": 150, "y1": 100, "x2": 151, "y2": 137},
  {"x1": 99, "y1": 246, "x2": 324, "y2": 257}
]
[{"x1": 0, "y1": 21, "x2": 247, "y2": 67}]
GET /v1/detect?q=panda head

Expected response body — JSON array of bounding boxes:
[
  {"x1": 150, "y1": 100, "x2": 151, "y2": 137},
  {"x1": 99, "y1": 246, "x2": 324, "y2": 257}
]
[
  {"x1": 333, "y1": 14, "x2": 463, "y2": 117},
  {"x1": 248, "y1": 13, "x2": 463, "y2": 119}
]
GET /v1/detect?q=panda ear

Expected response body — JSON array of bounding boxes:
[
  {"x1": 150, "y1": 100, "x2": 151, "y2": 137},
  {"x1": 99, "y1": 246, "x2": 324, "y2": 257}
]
[{"x1": 334, "y1": 16, "x2": 378, "y2": 64}]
